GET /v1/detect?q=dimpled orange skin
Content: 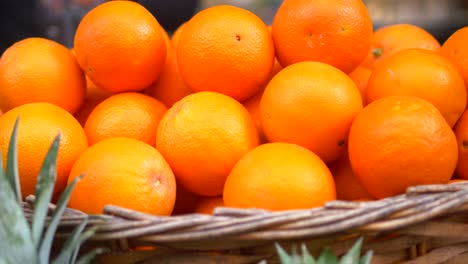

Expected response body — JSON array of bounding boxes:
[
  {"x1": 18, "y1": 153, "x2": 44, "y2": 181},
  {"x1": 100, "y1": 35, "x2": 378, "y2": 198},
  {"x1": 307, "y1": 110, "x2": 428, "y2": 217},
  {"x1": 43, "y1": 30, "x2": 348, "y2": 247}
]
[
  {"x1": 260, "y1": 61, "x2": 363, "y2": 163},
  {"x1": 176, "y1": 5, "x2": 275, "y2": 101},
  {"x1": 362, "y1": 24, "x2": 440, "y2": 69},
  {"x1": 0, "y1": 38, "x2": 86, "y2": 114},
  {"x1": 84, "y1": 93, "x2": 167, "y2": 146},
  {"x1": 68, "y1": 137, "x2": 176, "y2": 215},
  {"x1": 366, "y1": 49, "x2": 467, "y2": 127},
  {"x1": 0, "y1": 103, "x2": 88, "y2": 199},
  {"x1": 223, "y1": 143, "x2": 336, "y2": 211},
  {"x1": 272, "y1": 0, "x2": 373, "y2": 74},
  {"x1": 156, "y1": 91, "x2": 260, "y2": 196},
  {"x1": 74, "y1": 1, "x2": 167, "y2": 93},
  {"x1": 348, "y1": 96, "x2": 458, "y2": 199},
  {"x1": 441, "y1": 26, "x2": 468, "y2": 93},
  {"x1": 455, "y1": 110, "x2": 468, "y2": 179}
]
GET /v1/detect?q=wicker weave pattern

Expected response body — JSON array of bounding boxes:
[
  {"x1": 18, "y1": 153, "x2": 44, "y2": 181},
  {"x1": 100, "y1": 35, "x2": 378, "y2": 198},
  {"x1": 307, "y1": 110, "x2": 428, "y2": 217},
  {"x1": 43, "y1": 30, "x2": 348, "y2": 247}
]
[{"x1": 22, "y1": 182, "x2": 468, "y2": 263}]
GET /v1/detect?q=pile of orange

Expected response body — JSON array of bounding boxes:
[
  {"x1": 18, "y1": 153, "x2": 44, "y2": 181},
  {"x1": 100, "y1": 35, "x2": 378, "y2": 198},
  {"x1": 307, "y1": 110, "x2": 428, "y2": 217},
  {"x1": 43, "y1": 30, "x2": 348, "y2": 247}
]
[{"x1": 0, "y1": 0, "x2": 468, "y2": 216}]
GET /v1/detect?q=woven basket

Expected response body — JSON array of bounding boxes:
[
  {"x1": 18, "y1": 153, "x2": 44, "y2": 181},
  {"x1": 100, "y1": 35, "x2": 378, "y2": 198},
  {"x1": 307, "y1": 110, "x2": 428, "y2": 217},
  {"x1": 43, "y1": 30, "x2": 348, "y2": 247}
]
[{"x1": 23, "y1": 181, "x2": 468, "y2": 264}]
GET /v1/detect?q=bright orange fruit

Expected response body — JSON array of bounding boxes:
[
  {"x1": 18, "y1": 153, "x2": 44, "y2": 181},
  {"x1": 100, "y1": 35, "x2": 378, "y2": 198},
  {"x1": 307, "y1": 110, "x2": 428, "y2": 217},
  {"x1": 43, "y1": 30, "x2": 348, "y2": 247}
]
[
  {"x1": 176, "y1": 5, "x2": 274, "y2": 101},
  {"x1": 366, "y1": 49, "x2": 466, "y2": 127},
  {"x1": 223, "y1": 142, "x2": 336, "y2": 211},
  {"x1": 68, "y1": 137, "x2": 176, "y2": 215},
  {"x1": 85, "y1": 93, "x2": 167, "y2": 145},
  {"x1": 0, "y1": 38, "x2": 86, "y2": 114},
  {"x1": 272, "y1": 0, "x2": 373, "y2": 73},
  {"x1": 260, "y1": 61, "x2": 363, "y2": 162},
  {"x1": 74, "y1": 1, "x2": 167, "y2": 93},
  {"x1": 349, "y1": 96, "x2": 458, "y2": 199},
  {"x1": 156, "y1": 91, "x2": 259, "y2": 196},
  {"x1": 0, "y1": 103, "x2": 88, "y2": 199}
]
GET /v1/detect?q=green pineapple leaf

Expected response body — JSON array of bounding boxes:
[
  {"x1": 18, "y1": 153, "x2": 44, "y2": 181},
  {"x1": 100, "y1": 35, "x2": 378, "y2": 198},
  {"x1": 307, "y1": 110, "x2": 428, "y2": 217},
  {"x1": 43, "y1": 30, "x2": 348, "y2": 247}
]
[
  {"x1": 300, "y1": 244, "x2": 316, "y2": 264},
  {"x1": 52, "y1": 217, "x2": 89, "y2": 264},
  {"x1": 359, "y1": 250, "x2": 373, "y2": 264},
  {"x1": 275, "y1": 243, "x2": 295, "y2": 264},
  {"x1": 5, "y1": 117, "x2": 22, "y2": 203},
  {"x1": 339, "y1": 237, "x2": 363, "y2": 264},
  {"x1": 0, "y1": 127, "x2": 36, "y2": 263},
  {"x1": 76, "y1": 248, "x2": 108, "y2": 264},
  {"x1": 39, "y1": 174, "x2": 84, "y2": 264},
  {"x1": 31, "y1": 134, "x2": 60, "y2": 247},
  {"x1": 317, "y1": 248, "x2": 339, "y2": 264},
  {"x1": 70, "y1": 226, "x2": 100, "y2": 264}
]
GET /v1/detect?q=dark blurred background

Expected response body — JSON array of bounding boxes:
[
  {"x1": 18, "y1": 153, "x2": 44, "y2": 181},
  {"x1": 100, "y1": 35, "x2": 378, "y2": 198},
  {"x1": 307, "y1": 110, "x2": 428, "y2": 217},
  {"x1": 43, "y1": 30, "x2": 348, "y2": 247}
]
[{"x1": 0, "y1": 0, "x2": 467, "y2": 55}]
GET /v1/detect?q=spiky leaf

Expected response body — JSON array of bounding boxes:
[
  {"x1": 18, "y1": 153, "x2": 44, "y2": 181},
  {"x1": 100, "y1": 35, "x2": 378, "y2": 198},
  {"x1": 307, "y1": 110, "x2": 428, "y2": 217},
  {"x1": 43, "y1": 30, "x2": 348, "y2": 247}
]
[
  {"x1": 340, "y1": 238, "x2": 364, "y2": 264},
  {"x1": 359, "y1": 251, "x2": 373, "y2": 264},
  {"x1": 32, "y1": 135, "x2": 60, "y2": 247},
  {"x1": 300, "y1": 244, "x2": 315, "y2": 264},
  {"x1": 52, "y1": 217, "x2": 89, "y2": 264},
  {"x1": 76, "y1": 248, "x2": 107, "y2": 264},
  {"x1": 39, "y1": 174, "x2": 83, "y2": 264},
  {"x1": 5, "y1": 117, "x2": 22, "y2": 203},
  {"x1": 0, "y1": 137, "x2": 36, "y2": 263},
  {"x1": 317, "y1": 248, "x2": 339, "y2": 264},
  {"x1": 276, "y1": 243, "x2": 295, "y2": 264}
]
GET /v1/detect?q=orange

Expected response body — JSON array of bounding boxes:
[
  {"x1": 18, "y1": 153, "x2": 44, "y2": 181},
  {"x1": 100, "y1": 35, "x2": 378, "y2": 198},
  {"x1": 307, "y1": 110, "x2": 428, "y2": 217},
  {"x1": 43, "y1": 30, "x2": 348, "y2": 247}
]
[
  {"x1": 194, "y1": 196, "x2": 224, "y2": 215},
  {"x1": 223, "y1": 142, "x2": 336, "y2": 211},
  {"x1": 176, "y1": 5, "x2": 274, "y2": 101},
  {"x1": 171, "y1": 22, "x2": 185, "y2": 48},
  {"x1": 68, "y1": 137, "x2": 176, "y2": 215},
  {"x1": 441, "y1": 26, "x2": 468, "y2": 94},
  {"x1": 260, "y1": 61, "x2": 363, "y2": 162},
  {"x1": 362, "y1": 24, "x2": 440, "y2": 69},
  {"x1": 272, "y1": 0, "x2": 373, "y2": 73},
  {"x1": 348, "y1": 96, "x2": 458, "y2": 199},
  {"x1": 455, "y1": 109, "x2": 468, "y2": 179},
  {"x1": 172, "y1": 183, "x2": 200, "y2": 215},
  {"x1": 243, "y1": 90, "x2": 266, "y2": 143},
  {"x1": 74, "y1": 77, "x2": 113, "y2": 126},
  {"x1": 74, "y1": 1, "x2": 167, "y2": 93},
  {"x1": 0, "y1": 38, "x2": 86, "y2": 114},
  {"x1": 0, "y1": 103, "x2": 88, "y2": 199},
  {"x1": 366, "y1": 49, "x2": 466, "y2": 127},
  {"x1": 156, "y1": 91, "x2": 259, "y2": 196},
  {"x1": 349, "y1": 66, "x2": 371, "y2": 106},
  {"x1": 85, "y1": 93, "x2": 167, "y2": 146},
  {"x1": 145, "y1": 43, "x2": 192, "y2": 107},
  {"x1": 328, "y1": 149, "x2": 373, "y2": 201}
]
